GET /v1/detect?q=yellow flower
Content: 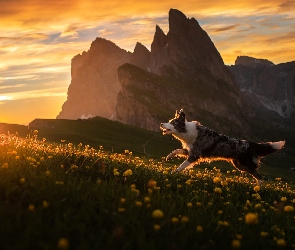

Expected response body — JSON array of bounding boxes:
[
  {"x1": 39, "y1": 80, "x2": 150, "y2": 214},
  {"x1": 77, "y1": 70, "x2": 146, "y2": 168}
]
[
  {"x1": 171, "y1": 217, "x2": 179, "y2": 223},
  {"x1": 135, "y1": 201, "x2": 143, "y2": 206},
  {"x1": 20, "y1": 178, "x2": 25, "y2": 184},
  {"x1": 196, "y1": 225, "x2": 203, "y2": 232},
  {"x1": 154, "y1": 224, "x2": 161, "y2": 230},
  {"x1": 71, "y1": 164, "x2": 78, "y2": 170},
  {"x1": 214, "y1": 187, "x2": 222, "y2": 194},
  {"x1": 185, "y1": 179, "x2": 192, "y2": 185},
  {"x1": 253, "y1": 185, "x2": 260, "y2": 192},
  {"x1": 123, "y1": 169, "x2": 133, "y2": 176},
  {"x1": 284, "y1": 205, "x2": 294, "y2": 212},
  {"x1": 152, "y1": 209, "x2": 164, "y2": 219},
  {"x1": 276, "y1": 238, "x2": 286, "y2": 247},
  {"x1": 181, "y1": 216, "x2": 189, "y2": 223},
  {"x1": 213, "y1": 177, "x2": 221, "y2": 184},
  {"x1": 45, "y1": 170, "x2": 51, "y2": 176},
  {"x1": 120, "y1": 198, "x2": 126, "y2": 203},
  {"x1": 57, "y1": 238, "x2": 69, "y2": 250},
  {"x1": 187, "y1": 202, "x2": 193, "y2": 207},
  {"x1": 281, "y1": 197, "x2": 287, "y2": 202},
  {"x1": 236, "y1": 234, "x2": 243, "y2": 240},
  {"x1": 218, "y1": 210, "x2": 223, "y2": 215},
  {"x1": 147, "y1": 179, "x2": 157, "y2": 188},
  {"x1": 232, "y1": 240, "x2": 241, "y2": 249},
  {"x1": 43, "y1": 200, "x2": 49, "y2": 208},
  {"x1": 260, "y1": 231, "x2": 269, "y2": 237},
  {"x1": 144, "y1": 197, "x2": 151, "y2": 203},
  {"x1": 118, "y1": 208, "x2": 125, "y2": 212},
  {"x1": 28, "y1": 204, "x2": 35, "y2": 211},
  {"x1": 55, "y1": 181, "x2": 64, "y2": 185},
  {"x1": 196, "y1": 202, "x2": 201, "y2": 207},
  {"x1": 245, "y1": 212, "x2": 258, "y2": 224},
  {"x1": 221, "y1": 181, "x2": 228, "y2": 186}
]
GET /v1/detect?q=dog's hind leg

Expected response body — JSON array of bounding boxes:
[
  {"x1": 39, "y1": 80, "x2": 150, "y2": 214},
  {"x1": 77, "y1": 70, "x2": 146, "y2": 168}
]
[
  {"x1": 166, "y1": 149, "x2": 189, "y2": 161},
  {"x1": 233, "y1": 159, "x2": 262, "y2": 185}
]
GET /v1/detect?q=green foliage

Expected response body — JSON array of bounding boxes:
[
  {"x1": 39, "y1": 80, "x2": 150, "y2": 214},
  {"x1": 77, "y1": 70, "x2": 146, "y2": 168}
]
[{"x1": 1, "y1": 133, "x2": 295, "y2": 249}]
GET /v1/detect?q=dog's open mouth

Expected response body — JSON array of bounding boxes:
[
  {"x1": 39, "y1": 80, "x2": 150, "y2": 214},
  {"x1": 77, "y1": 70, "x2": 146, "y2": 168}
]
[{"x1": 161, "y1": 127, "x2": 171, "y2": 134}]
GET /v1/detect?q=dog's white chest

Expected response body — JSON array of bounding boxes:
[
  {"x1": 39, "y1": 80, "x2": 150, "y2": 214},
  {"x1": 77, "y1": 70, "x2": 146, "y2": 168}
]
[{"x1": 175, "y1": 122, "x2": 198, "y2": 151}]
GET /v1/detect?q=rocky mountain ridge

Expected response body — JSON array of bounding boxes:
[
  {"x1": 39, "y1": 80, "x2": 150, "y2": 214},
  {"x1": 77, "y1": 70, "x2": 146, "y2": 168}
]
[
  {"x1": 228, "y1": 56, "x2": 295, "y2": 119},
  {"x1": 57, "y1": 9, "x2": 294, "y2": 136}
]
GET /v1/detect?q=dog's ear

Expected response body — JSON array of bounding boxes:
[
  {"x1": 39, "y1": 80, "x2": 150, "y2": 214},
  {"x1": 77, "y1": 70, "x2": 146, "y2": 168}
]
[
  {"x1": 175, "y1": 110, "x2": 179, "y2": 118},
  {"x1": 178, "y1": 109, "x2": 185, "y2": 120}
]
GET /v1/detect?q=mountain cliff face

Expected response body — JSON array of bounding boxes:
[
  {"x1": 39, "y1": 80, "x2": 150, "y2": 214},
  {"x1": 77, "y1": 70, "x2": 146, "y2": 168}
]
[
  {"x1": 57, "y1": 9, "x2": 252, "y2": 134},
  {"x1": 228, "y1": 56, "x2": 295, "y2": 119},
  {"x1": 57, "y1": 38, "x2": 131, "y2": 120},
  {"x1": 116, "y1": 9, "x2": 250, "y2": 134}
]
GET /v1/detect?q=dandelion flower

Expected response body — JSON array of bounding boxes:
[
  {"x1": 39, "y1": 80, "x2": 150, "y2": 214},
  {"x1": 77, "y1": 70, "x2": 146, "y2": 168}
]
[
  {"x1": 276, "y1": 238, "x2": 286, "y2": 247},
  {"x1": 43, "y1": 200, "x2": 49, "y2": 208},
  {"x1": 144, "y1": 197, "x2": 150, "y2": 203},
  {"x1": 154, "y1": 224, "x2": 161, "y2": 230},
  {"x1": 118, "y1": 208, "x2": 125, "y2": 212},
  {"x1": 253, "y1": 185, "x2": 260, "y2": 192},
  {"x1": 20, "y1": 178, "x2": 25, "y2": 184},
  {"x1": 28, "y1": 204, "x2": 35, "y2": 211},
  {"x1": 245, "y1": 212, "x2": 258, "y2": 224},
  {"x1": 214, "y1": 187, "x2": 222, "y2": 194},
  {"x1": 45, "y1": 170, "x2": 51, "y2": 177},
  {"x1": 260, "y1": 231, "x2": 269, "y2": 237},
  {"x1": 135, "y1": 201, "x2": 143, "y2": 206},
  {"x1": 152, "y1": 209, "x2": 164, "y2": 219},
  {"x1": 123, "y1": 169, "x2": 133, "y2": 176},
  {"x1": 147, "y1": 179, "x2": 157, "y2": 188},
  {"x1": 181, "y1": 216, "x2": 189, "y2": 223},
  {"x1": 232, "y1": 240, "x2": 241, "y2": 249},
  {"x1": 196, "y1": 225, "x2": 203, "y2": 232},
  {"x1": 187, "y1": 202, "x2": 193, "y2": 208},
  {"x1": 213, "y1": 177, "x2": 221, "y2": 184},
  {"x1": 284, "y1": 205, "x2": 294, "y2": 212},
  {"x1": 57, "y1": 238, "x2": 69, "y2": 250},
  {"x1": 171, "y1": 217, "x2": 179, "y2": 223},
  {"x1": 196, "y1": 202, "x2": 201, "y2": 207},
  {"x1": 281, "y1": 197, "x2": 287, "y2": 202}
]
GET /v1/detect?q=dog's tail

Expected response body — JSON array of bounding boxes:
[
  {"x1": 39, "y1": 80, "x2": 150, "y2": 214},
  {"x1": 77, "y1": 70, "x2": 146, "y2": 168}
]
[{"x1": 250, "y1": 140, "x2": 285, "y2": 157}]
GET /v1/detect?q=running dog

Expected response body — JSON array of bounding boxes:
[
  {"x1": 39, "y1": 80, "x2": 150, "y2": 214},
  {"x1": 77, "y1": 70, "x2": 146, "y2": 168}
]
[{"x1": 160, "y1": 109, "x2": 285, "y2": 183}]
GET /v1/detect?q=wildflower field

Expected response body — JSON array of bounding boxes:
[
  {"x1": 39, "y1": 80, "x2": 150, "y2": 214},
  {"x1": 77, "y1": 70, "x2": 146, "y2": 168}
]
[{"x1": 1, "y1": 132, "x2": 295, "y2": 249}]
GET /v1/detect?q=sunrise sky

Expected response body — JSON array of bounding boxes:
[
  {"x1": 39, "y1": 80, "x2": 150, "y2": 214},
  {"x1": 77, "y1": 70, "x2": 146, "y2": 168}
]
[{"x1": 0, "y1": 0, "x2": 294, "y2": 125}]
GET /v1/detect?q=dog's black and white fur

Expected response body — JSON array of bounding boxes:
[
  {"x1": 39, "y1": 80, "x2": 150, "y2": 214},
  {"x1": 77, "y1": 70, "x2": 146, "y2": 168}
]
[{"x1": 160, "y1": 109, "x2": 285, "y2": 183}]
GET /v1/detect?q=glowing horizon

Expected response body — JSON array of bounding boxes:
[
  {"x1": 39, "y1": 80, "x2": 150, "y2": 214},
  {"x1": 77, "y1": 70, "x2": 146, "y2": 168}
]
[{"x1": 0, "y1": 0, "x2": 294, "y2": 124}]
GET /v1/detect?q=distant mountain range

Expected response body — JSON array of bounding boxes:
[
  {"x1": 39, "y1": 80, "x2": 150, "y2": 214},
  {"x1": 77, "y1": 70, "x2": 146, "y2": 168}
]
[{"x1": 57, "y1": 9, "x2": 295, "y2": 135}]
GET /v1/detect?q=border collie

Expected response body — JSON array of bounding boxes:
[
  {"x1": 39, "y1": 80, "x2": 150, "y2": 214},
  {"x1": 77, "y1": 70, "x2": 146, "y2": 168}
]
[{"x1": 160, "y1": 109, "x2": 285, "y2": 183}]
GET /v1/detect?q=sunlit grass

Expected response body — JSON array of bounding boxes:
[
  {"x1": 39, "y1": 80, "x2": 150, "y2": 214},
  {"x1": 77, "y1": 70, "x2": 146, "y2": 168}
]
[{"x1": 0, "y1": 132, "x2": 295, "y2": 249}]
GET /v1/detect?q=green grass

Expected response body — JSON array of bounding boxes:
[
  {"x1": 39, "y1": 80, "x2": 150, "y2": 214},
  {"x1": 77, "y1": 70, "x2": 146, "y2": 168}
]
[{"x1": 1, "y1": 133, "x2": 295, "y2": 249}]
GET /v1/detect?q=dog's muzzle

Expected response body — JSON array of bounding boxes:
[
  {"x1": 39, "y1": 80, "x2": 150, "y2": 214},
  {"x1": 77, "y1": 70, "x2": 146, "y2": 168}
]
[{"x1": 160, "y1": 123, "x2": 171, "y2": 134}]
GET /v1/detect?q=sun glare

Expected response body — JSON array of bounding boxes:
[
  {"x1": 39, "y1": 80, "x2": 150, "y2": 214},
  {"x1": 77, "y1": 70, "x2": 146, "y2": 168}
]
[{"x1": 0, "y1": 96, "x2": 12, "y2": 101}]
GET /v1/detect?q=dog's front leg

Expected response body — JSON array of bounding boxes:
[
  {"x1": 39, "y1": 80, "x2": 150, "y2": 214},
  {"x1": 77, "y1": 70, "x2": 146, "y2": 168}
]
[
  {"x1": 173, "y1": 153, "x2": 200, "y2": 173},
  {"x1": 166, "y1": 149, "x2": 188, "y2": 161},
  {"x1": 174, "y1": 160, "x2": 193, "y2": 172}
]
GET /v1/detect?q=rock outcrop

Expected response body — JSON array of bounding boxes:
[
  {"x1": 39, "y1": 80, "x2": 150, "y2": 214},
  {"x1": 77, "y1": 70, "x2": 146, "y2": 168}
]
[
  {"x1": 229, "y1": 56, "x2": 295, "y2": 119},
  {"x1": 57, "y1": 38, "x2": 131, "y2": 120}
]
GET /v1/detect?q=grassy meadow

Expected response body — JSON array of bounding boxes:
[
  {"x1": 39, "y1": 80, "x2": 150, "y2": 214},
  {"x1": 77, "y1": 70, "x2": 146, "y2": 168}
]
[{"x1": 1, "y1": 128, "x2": 295, "y2": 249}]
